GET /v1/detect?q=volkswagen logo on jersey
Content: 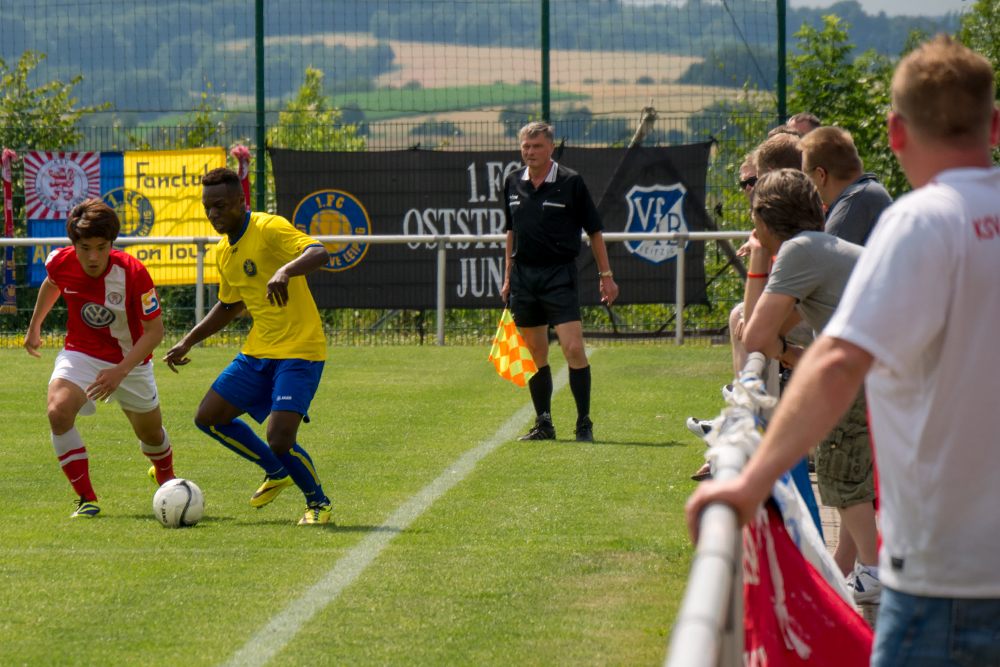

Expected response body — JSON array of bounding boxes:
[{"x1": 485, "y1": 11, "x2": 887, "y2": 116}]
[
  {"x1": 81, "y1": 302, "x2": 116, "y2": 328},
  {"x1": 102, "y1": 188, "x2": 155, "y2": 237},
  {"x1": 622, "y1": 183, "x2": 691, "y2": 265},
  {"x1": 293, "y1": 189, "x2": 371, "y2": 272},
  {"x1": 243, "y1": 259, "x2": 258, "y2": 277}
]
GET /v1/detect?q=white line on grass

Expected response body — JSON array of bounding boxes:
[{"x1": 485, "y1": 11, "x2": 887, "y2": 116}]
[{"x1": 222, "y1": 352, "x2": 591, "y2": 667}]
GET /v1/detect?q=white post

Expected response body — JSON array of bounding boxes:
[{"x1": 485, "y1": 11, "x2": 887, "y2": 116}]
[
  {"x1": 195, "y1": 240, "x2": 206, "y2": 324},
  {"x1": 675, "y1": 236, "x2": 686, "y2": 345},
  {"x1": 436, "y1": 241, "x2": 446, "y2": 346}
]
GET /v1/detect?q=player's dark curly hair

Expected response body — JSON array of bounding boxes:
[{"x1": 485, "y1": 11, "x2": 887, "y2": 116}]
[
  {"x1": 66, "y1": 199, "x2": 120, "y2": 243},
  {"x1": 201, "y1": 167, "x2": 242, "y2": 189}
]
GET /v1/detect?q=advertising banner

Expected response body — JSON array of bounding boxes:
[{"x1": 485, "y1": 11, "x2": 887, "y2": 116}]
[
  {"x1": 26, "y1": 148, "x2": 225, "y2": 286},
  {"x1": 269, "y1": 145, "x2": 710, "y2": 309}
]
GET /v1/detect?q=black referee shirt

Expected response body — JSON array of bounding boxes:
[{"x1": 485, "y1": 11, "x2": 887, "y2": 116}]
[{"x1": 503, "y1": 162, "x2": 604, "y2": 267}]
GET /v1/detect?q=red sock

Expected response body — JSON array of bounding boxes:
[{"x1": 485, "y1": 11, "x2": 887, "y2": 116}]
[
  {"x1": 141, "y1": 428, "x2": 175, "y2": 485},
  {"x1": 60, "y1": 453, "x2": 97, "y2": 502},
  {"x1": 147, "y1": 449, "x2": 175, "y2": 485}
]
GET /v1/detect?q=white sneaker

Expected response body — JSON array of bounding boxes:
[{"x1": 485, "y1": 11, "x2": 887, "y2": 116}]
[
  {"x1": 686, "y1": 417, "x2": 716, "y2": 438},
  {"x1": 722, "y1": 384, "x2": 734, "y2": 402},
  {"x1": 850, "y1": 563, "x2": 883, "y2": 604}
]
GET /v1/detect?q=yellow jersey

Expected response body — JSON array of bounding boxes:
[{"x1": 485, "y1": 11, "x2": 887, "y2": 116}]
[{"x1": 217, "y1": 212, "x2": 327, "y2": 361}]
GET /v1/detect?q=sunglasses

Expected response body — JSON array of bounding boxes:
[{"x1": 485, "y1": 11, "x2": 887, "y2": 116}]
[{"x1": 740, "y1": 176, "x2": 758, "y2": 189}]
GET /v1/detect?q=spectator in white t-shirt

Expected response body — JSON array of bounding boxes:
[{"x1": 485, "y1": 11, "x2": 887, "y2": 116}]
[{"x1": 686, "y1": 34, "x2": 1000, "y2": 665}]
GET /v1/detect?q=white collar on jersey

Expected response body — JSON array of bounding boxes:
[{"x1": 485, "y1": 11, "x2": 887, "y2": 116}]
[{"x1": 522, "y1": 161, "x2": 559, "y2": 183}]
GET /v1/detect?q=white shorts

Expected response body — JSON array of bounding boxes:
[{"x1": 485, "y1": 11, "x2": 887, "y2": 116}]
[{"x1": 50, "y1": 350, "x2": 159, "y2": 416}]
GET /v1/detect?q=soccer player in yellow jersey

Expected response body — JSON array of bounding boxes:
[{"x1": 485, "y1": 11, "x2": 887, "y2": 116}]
[{"x1": 162, "y1": 168, "x2": 333, "y2": 525}]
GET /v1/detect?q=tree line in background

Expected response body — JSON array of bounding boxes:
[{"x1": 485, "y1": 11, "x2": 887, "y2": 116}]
[{"x1": 0, "y1": 0, "x2": 959, "y2": 119}]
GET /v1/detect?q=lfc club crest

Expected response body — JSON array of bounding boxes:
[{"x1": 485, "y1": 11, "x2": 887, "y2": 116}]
[
  {"x1": 622, "y1": 183, "x2": 691, "y2": 265},
  {"x1": 293, "y1": 189, "x2": 371, "y2": 272}
]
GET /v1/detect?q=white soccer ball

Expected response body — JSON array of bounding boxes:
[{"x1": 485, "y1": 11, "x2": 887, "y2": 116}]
[{"x1": 153, "y1": 478, "x2": 205, "y2": 528}]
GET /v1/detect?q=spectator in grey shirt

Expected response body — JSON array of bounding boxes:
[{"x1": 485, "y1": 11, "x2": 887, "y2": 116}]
[
  {"x1": 799, "y1": 126, "x2": 893, "y2": 246},
  {"x1": 740, "y1": 169, "x2": 880, "y2": 601}
]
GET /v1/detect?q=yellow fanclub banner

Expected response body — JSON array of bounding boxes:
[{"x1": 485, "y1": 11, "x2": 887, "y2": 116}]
[
  {"x1": 108, "y1": 148, "x2": 226, "y2": 285},
  {"x1": 488, "y1": 309, "x2": 538, "y2": 387}
]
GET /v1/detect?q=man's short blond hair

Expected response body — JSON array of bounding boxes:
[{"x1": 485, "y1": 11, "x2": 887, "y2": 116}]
[
  {"x1": 892, "y1": 33, "x2": 996, "y2": 146},
  {"x1": 740, "y1": 152, "x2": 756, "y2": 173},
  {"x1": 755, "y1": 133, "x2": 802, "y2": 172},
  {"x1": 799, "y1": 126, "x2": 864, "y2": 181},
  {"x1": 767, "y1": 125, "x2": 803, "y2": 139},
  {"x1": 519, "y1": 121, "x2": 555, "y2": 143}
]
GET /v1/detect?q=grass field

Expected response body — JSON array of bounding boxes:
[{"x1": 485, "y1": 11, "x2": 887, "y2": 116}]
[{"x1": 0, "y1": 344, "x2": 731, "y2": 666}]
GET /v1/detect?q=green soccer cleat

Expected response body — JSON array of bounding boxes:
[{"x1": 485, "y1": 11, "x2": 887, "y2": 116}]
[
  {"x1": 297, "y1": 501, "x2": 333, "y2": 526},
  {"x1": 70, "y1": 497, "x2": 100, "y2": 519},
  {"x1": 148, "y1": 466, "x2": 157, "y2": 485},
  {"x1": 250, "y1": 475, "x2": 294, "y2": 508}
]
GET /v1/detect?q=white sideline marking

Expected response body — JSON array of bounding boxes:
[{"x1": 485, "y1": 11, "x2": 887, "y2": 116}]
[{"x1": 222, "y1": 353, "x2": 590, "y2": 667}]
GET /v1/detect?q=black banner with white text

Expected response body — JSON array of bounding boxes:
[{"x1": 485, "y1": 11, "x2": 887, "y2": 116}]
[{"x1": 269, "y1": 145, "x2": 710, "y2": 309}]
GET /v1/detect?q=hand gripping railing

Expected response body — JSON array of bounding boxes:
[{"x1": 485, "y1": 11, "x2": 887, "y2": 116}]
[
  {"x1": 0, "y1": 231, "x2": 751, "y2": 345},
  {"x1": 664, "y1": 352, "x2": 778, "y2": 667}
]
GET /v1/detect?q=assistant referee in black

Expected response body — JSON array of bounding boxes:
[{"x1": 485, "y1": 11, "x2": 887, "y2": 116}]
[{"x1": 500, "y1": 121, "x2": 619, "y2": 442}]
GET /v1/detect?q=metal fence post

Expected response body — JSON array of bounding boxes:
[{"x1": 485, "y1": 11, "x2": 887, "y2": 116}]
[
  {"x1": 675, "y1": 236, "x2": 686, "y2": 345},
  {"x1": 195, "y1": 240, "x2": 206, "y2": 324},
  {"x1": 436, "y1": 240, "x2": 446, "y2": 346},
  {"x1": 254, "y1": 0, "x2": 266, "y2": 212},
  {"x1": 541, "y1": 0, "x2": 551, "y2": 121},
  {"x1": 777, "y1": 0, "x2": 787, "y2": 124}
]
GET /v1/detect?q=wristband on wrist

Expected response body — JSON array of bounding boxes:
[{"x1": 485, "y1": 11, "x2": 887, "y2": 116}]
[{"x1": 746, "y1": 272, "x2": 768, "y2": 279}]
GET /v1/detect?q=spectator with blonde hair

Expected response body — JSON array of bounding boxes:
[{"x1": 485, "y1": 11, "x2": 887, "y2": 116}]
[{"x1": 800, "y1": 126, "x2": 893, "y2": 245}]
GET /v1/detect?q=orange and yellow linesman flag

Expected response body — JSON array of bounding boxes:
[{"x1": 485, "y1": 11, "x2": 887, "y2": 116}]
[{"x1": 488, "y1": 309, "x2": 538, "y2": 387}]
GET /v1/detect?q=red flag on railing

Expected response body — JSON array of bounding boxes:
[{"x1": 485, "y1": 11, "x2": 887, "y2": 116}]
[
  {"x1": 743, "y1": 504, "x2": 873, "y2": 666},
  {"x1": 1, "y1": 149, "x2": 17, "y2": 315},
  {"x1": 230, "y1": 145, "x2": 252, "y2": 211}
]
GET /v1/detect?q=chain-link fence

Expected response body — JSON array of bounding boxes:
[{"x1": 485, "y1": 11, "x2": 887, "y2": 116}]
[{"x1": 1, "y1": 0, "x2": 787, "y2": 345}]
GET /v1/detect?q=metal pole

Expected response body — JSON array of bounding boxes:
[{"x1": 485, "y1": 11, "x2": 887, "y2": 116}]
[
  {"x1": 195, "y1": 241, "x2": 206, "y2": 324},
  {"x1": 718, "y1": 536, "x2": 745, "y2": 667},
  {"x1": 436, "y1": 242, "x2": 446, "y2": 346},
  {"x1": 777, "y1": 0, "x2": 787, "y2": 124},
  {"x1": 675, "y1": 237, "x2": 686, "y2": 346},
  {"x1": 254, "y1": 0, "x2": 266, "y2": 212},
  {"x1": 541, "y1": 0, "x2": 550, "y2": 122}
]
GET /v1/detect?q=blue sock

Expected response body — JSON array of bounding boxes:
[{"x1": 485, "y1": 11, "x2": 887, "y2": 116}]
[
  {"x1": 278, "y1": 444, "x2": 327, "y2": 505},
  {"x1": 196, "y1": 419, "x2": 286, "y2": 478}
]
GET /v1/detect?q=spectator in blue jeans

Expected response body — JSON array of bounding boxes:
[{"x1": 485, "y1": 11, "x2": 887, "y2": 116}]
[{"x1": 686, "y1": 34, "x2": 1000, "y2": 666}]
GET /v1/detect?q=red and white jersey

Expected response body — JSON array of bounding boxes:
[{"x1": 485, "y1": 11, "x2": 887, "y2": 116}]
[{"x1": 45, "y1": 247, "x2": 162, "y2": 365}]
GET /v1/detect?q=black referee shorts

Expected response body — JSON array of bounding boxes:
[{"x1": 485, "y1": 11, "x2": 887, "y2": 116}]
[{"x1": 509, "y1": 261, "x2": 581, "y2": 328}]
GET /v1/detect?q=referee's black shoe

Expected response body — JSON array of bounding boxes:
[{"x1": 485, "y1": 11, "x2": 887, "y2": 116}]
[
  {"x1": 574, "y1": 416, "x2": 594, "y2": 442},
  {"x1": 518, "y1": 413, "x2": 556, "y2": 441}
]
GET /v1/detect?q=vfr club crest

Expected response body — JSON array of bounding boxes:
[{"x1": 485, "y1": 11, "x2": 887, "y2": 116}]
[{"x1": 622, "y1": 183, "x2": 690, "y2": 265}]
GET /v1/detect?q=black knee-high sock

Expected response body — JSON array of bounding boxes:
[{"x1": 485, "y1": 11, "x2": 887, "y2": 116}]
[
  {"x1": 528, "y1": 364, "x2": 553, "y2": 417},
  {"x1": 569, "y1": 365, "x2": 591, "y2": 423}
]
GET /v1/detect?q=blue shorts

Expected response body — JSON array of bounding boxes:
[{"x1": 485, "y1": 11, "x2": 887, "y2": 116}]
[{"x1": 211, "y1": 354, "x2": 325, "y2": 424}]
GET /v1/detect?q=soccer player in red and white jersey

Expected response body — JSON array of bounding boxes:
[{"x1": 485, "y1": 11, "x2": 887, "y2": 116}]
[{"x1": 24, "y1": 199, "x2": 175, "y2": 518}]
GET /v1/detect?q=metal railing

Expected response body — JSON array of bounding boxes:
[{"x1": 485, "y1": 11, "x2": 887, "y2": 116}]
[
  {"x1": 664, "y1": 352, "x2": 781, "y2": 667},
  {"x1": 1, "y1": 231, "x2": 750, "y2": 345}
]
